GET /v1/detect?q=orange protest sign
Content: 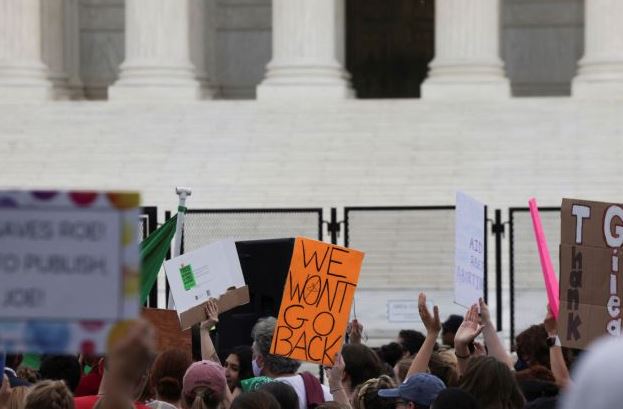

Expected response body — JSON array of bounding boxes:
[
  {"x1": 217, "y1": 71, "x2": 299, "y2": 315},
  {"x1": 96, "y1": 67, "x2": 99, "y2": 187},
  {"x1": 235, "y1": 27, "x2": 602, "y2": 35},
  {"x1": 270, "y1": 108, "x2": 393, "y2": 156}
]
[{"x1": 270, "y1": 237, "x2": 364, "y2": 366}]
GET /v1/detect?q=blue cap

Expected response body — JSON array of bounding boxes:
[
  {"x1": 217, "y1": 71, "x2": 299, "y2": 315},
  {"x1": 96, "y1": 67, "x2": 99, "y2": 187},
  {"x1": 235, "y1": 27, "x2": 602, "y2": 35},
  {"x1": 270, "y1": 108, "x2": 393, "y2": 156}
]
[{"x1": 378, "y1": 373, "x2": 446, "y2": 407}]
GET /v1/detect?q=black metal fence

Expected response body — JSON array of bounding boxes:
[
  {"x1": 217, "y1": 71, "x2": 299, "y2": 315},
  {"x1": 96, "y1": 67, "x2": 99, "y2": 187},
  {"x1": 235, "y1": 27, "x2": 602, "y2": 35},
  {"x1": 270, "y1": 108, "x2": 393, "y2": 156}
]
[{"x1": 139, "y1": 204, "x2": 566, "y2": 347}]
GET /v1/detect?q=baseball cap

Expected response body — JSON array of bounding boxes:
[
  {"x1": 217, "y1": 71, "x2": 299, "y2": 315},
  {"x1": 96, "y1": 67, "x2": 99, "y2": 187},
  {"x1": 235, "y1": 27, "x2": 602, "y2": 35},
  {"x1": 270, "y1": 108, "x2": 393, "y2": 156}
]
[
  {"x1": 442, "y1": 315, "x2": 464, "y2": 333},
  {"x1": 182, "y1": 360, "x2": 227, "y2": 400},
  {"x1": 378, "y1": 373, "x2": 446, "y2": 407}
]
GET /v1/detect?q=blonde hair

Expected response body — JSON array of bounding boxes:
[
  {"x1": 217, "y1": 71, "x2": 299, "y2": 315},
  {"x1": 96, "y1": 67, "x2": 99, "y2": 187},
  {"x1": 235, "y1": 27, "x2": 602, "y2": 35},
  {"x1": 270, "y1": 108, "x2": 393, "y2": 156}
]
[
  {"x1": 353, "y1": 375, "x2": 397, "y2": 409},
  {"x1": 24, "y1": 380, "x2": 75, "y2": 409},
  {"x1": 7, "y1": 386, "x2": 30, "y2": 409}
]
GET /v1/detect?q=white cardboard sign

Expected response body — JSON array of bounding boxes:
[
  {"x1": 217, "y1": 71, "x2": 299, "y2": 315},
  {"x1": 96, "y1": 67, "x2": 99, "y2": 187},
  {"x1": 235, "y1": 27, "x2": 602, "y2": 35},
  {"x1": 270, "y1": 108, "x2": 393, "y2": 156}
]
[
  {"x1": 164, "y1": 239, "x2": 245, "y2": 316},
  {"x1": 454, "y1": 191, "x2": 486, "y2": 308}
]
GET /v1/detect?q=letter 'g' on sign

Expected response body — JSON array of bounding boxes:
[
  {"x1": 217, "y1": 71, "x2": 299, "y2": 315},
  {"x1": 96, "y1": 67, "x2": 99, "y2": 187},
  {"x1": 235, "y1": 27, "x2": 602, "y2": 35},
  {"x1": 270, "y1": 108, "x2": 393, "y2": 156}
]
[
  {"x1": 604, "y1": 205, "x2": 623, "y2": 248},
  {"x1": 270, "y1": 237, "x2": 364, "y2": 366}
]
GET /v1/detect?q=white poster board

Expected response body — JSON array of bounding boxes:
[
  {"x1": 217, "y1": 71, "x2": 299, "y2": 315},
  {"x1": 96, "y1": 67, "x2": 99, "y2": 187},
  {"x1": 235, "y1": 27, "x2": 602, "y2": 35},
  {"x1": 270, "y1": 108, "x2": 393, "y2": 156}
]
[
  {"x1": 454, "y1": 191, "x2": 485, "y2": 308},
  {"x1": 164, "y1": 240, "x2": 245, "y2": 316}
]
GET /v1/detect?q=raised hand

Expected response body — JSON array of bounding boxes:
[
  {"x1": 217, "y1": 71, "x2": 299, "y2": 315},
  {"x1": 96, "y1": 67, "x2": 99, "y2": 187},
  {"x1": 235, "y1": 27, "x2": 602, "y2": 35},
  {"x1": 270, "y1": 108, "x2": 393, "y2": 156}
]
[
  {"x1": 201, "y1": 298, "x2": 220, "y2": 330},
  {"x1": 544, "y1": 305, "x2": 558, "y2": 336},
  {"x1": 478, "y1": 297, "x2": 492, "y2": 326},
  {"x1": 325, "y1": 352, "x2": 345, "y2": 390},
  {"x1": 418, "y1": 292, "x2": 441, "y2": 335},
  {"x1": 473, "y1": 341, "x2": 487, "y2": 357},
  {"x1": 348, "y1": 319, "x2": 363, "y2": 344},
  {"x1": 454, "y1": 304, "x2": 484, "y2": 346}
]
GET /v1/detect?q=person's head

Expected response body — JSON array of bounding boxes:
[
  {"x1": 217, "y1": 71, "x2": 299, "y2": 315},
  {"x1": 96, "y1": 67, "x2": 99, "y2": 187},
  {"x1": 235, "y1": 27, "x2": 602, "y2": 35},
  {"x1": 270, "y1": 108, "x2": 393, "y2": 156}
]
[
  {"x1": 378, "y1": 343, "x2": 404, "y2": 368},
  {"x1": 431, "y1": 388, "x2": 481, "y2": 409},
  {"x1": 559, "y1": 336, "x2": 623, "y2": 409},
  {"x1": 225, "y1": 346, "x2": 253, "y2": 390},
  {"x1": 39, "y1": 355, "x2": 82, "y2": 392},
  {"x1": 515, "y1": 325, "x2": 549, "y2": 369},
  {"x1": 316, "y1": 403, "x2": 350, "y2": 409},
  {"x1": 7, "y1": 386, "x2": 30, "y2": 409},
  {"x1": 441, "y1": 315, "x2": 463, "y2": 348},
  {"x1": 398, "y1": 330, "x2": 426, "y2": 357},
  {"x1": 353, "y1": 375, "x2": 397, "y2": 409},
  {"x1": 342, "y1": 344, "x2": 385, "y2": 391},
  {"x1": 5, "y1": 354, "x2": 23, "y2": 370},
  {"x1": 460, "y1": 357, "x2": 525, "y2": 409},
  {"x1": 16, "y1": 367, "x2": 39, "y2": 384},
  {"x1": 150, "y1": 348, "x2": 192, "y2": 404},
  {"x1": 251, "y1": 317, "x2": 301, "y2": 377},
  {"x1": 24, "y1": 380, "x2": 75, "y2": 409},
  {"x1": 260, "y1": 381, "x2": 299, "y2": 409},
  {"x1": 428, "y1": 352, "x2": 459, "y2": 388},
  {"x1": 230, "y1": 390, "x2": 280, "y2": 409},
  {"x1": 378, "y1": 373, "x2": 445, "y2": 409},
  {"x1": 182, "y1": 360, "x2": 228, "y2": 409},
  {"x1": 394, "y1": 358, "x2": 413, "y2": 384},
  {"x1": 516, "y1": 379, "x2": 558, "y2": 403}
]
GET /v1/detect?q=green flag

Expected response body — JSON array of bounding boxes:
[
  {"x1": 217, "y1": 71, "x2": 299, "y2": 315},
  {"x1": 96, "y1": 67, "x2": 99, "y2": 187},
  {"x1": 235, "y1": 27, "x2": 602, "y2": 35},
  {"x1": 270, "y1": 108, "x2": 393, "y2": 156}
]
[{"x1": 140, "y1": 214, "x2": 177, "y2": 305}]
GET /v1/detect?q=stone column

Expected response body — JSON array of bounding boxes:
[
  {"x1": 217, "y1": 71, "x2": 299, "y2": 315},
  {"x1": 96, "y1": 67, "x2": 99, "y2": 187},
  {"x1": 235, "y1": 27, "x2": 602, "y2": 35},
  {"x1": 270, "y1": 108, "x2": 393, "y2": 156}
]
[
  {"x1": 0, "y1": 0, "x2": 53, "y2": 100},
  {"x1": 109, "y1": 0, "x2": 202, "y2": 101},
  {"x1": 189, "y1": 0, "x2": 215, "y2": 99},
  {"x1": 421, "y1": 0, "x2": 510, "y2": 99},
  {"x1": 256, "y1": 0, "x2": 352, "y2": 100},
  {"x1": 64, "y1": 0, "x2": 84, "y2": 99},
  {"x1": 572, "y1": 0, "x2": 623, "y2": 98},
  {"x1": 42, "y1": 0, "x2": 72, "y2": 99}
]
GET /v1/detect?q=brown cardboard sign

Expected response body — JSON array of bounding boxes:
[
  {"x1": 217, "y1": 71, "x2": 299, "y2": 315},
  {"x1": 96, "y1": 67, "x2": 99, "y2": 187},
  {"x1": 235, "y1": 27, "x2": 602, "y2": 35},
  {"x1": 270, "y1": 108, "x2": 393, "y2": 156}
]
[
  {"x1": 141, "y1": 308, "x2": 192, "y2": 355},
  {"x1": 560, "y1": 198, "x2": 623, "y2": 349},
  {"x1": 178, "y1": 285, "x2": 250, "y2": 330}
]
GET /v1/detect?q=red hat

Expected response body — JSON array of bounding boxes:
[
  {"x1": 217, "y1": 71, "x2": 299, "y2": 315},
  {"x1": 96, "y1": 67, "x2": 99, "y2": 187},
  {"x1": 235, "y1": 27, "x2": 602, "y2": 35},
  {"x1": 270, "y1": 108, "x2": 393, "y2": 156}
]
[{"x1": 182, "y1": 360, "x2": 227, "y2": 400}]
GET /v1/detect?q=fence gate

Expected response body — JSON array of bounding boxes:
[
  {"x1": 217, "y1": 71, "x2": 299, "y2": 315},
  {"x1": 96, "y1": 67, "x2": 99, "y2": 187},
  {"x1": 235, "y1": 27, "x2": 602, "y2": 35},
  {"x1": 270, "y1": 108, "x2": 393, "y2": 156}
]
[
  {"x1": 508, "y1": 207, "x2": 560, "y2": 345},
  {"x1": 343, "y1": 206, "x2": 490, "y2": 343}
]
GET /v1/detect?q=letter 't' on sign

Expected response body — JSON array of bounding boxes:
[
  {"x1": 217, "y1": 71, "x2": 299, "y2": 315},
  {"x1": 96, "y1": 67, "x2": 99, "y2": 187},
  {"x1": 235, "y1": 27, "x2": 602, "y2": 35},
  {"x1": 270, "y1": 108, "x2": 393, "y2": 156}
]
[{"x1": 571, "y1": 205, "x2": 591, "y2": 244}]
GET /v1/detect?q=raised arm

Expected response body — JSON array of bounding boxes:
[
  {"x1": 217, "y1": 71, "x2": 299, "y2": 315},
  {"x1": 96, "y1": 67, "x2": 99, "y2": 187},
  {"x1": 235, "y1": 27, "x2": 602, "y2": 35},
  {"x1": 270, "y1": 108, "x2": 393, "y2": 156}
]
[
  {"x1": 200, "y1": 298, "x2": 221, "y2": 363},
  {"x1": 327, "y1": 352, "x2": 352, "y2": 408},
  {"x1": 479, "y1": 298, "x2": 513, "y2": 369},
  {"x1": 453, "y1": 304, "x2": 484, "y2": 376},
  {"x1": 347, "y1": 319, "x2": 364, "y2": 345},
  {"x1": 406, "y1": 293, "x2": 440, "y2": 378},
  {"x1": 544, "y1": 307, "x2": 571, "y2": 389}
]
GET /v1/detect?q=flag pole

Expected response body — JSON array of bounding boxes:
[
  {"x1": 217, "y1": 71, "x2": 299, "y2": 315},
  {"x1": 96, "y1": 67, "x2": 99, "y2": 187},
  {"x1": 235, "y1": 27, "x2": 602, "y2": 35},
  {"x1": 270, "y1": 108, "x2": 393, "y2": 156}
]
[{"x1": 168, "y1": 186, "x2": 192, "y2": 309}]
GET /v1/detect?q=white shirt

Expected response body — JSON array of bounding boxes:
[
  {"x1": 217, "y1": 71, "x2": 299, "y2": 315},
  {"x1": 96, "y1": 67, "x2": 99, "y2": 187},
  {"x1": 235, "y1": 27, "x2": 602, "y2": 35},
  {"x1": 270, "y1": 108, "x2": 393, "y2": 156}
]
[{"x1": 276, "y1": 375, "x2": 333, "y2": 409}]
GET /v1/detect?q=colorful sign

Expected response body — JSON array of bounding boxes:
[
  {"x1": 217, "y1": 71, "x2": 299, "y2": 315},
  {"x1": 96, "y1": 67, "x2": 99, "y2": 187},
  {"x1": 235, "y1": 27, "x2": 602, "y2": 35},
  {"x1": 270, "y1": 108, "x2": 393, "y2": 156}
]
[
  {"x1": 270, "y1": 237, "x2": 364, "y2": 366},
  {"x1": 0, "y1": 190, "x2": 140, "y2": 354}
]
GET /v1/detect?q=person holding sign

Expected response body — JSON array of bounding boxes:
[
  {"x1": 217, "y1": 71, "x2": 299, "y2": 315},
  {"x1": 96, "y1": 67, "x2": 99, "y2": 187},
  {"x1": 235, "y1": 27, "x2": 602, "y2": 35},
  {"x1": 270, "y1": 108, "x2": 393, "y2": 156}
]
[{"x1": 251, "y1": 317, "x2": 333, "y2": 409}]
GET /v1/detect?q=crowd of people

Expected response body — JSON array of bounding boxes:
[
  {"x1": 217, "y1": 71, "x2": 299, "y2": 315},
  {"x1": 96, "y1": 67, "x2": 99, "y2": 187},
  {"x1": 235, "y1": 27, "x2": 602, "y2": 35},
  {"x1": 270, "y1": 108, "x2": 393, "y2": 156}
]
[{"x1": 1, "y1": 295, "x2": 621, "y2": 409}]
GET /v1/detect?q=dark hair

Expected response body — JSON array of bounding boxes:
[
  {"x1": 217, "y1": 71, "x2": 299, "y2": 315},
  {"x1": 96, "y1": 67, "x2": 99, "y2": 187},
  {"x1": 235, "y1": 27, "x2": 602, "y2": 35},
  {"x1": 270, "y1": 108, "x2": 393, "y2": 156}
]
[
  {"x1": 378, "y1": 343, "x2": 404, "y2": 368},
  {"x1": 516, "y1": 379, "x2": 558, "y2": 403},
  {"x1": 260, "y1": 381, "x2": 299, "y2": 409},
  {"x1": 353, "y1": 375, "x2": 397, "y2": 409},
  {"x1": 460, "y1": 357, "x2": 525, "y2": 409},
  {"x1": 523, "y1": 397, "x2": 557, "y2": 409},
  {"x1": 150, "y1": 349, "x2": 192, "y2": 403},
  {"x1": 230, "y1": 345, "x2": 254, "y2": 384},
  {"x1": 39, "y1": 355, "x2": 82, "y2": 392},
  {"x1": 432, "y1": 388, "x2": 481, "y2": 409},
  {"x1": 428, "y1": 352, "x2": 459, "y2": 388},
  {"x1": 342, "y1": 344, "x2": 384, "y2": 389},
  {"x1": 399, "y1": 330, "x2": 426, "y2": 355},
  {"x1": 514, "y1": 365, "x2": 555, "y2": 384},
  {"x1": 516, "y1": 325, "x2": 549, "y2": 368},
  {"x1": 231, "y1": 390, "x2": 280, "y2": 409}
]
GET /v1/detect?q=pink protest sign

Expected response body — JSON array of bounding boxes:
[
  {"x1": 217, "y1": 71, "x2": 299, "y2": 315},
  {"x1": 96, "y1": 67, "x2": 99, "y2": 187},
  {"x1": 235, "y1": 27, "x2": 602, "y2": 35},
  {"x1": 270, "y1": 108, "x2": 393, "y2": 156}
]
[{"x1": 528, "y1": 198, "x2": 560, "y2": 318}]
